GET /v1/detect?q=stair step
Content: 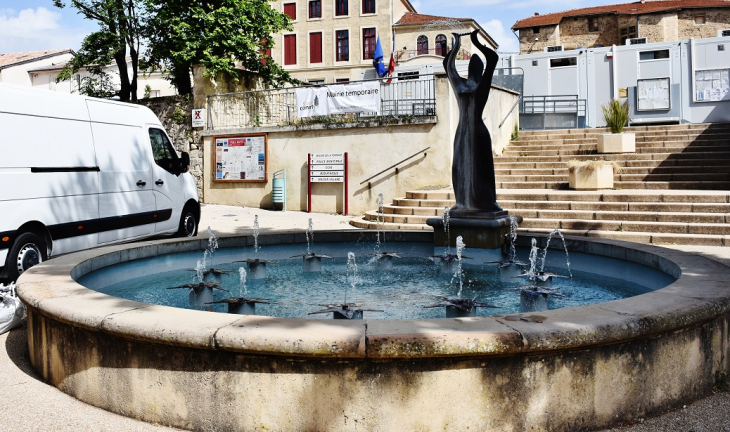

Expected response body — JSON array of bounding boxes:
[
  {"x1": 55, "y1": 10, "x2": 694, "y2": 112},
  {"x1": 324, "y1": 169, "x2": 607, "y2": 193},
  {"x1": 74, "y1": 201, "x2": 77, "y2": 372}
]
[
  {"x1": 519, "y1": 218, "x2": 730, "y2": 235},
  {"x1": 515, "y1": 228, "x2": 728, "y2": 247}
]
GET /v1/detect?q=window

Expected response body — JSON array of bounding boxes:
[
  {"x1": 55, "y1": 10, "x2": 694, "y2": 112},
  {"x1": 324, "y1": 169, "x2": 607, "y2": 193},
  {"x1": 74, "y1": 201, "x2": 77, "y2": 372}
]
[
  {"x1": 363, "y1": 28, "x2": 376, "y2": 60},
  {"x1": 283, "y1": 3, "x2": 296, "y2": 20},
  {"x1": 532, "y1": 27, "x2": 540, "y2": 34},
  {"x1": 149, "y1": 128, "x2": 178, "y2": 174},
  {"x1": 550, "y1": 57, "x2": 577, "y2": 68},
  {"x1": 309, "y1": 0, "x2": 321, "y2": 18},
  {"x1": 435, "y1": 34, "x2": 447, "y2": 56},
  {"x1": 417, "y1": 35, "x2": 429, "y2": 55},
  {"x1": 309, "y1": 79, "x2": 325, "y2": 85},
  {"x1": 639, "y1": 49, "x2": 669, "y2": 61},
  {"x1": 588, "y1": 17, "x2": 599, "y2": 32},
  {"x1": 336, "y1": 78, "x2": 350, "y2": 83},
  {"x1": 362, "y1": 0, "x2": 375, "y2": 14},
  {"x1": 398, "y1": 71, "x2": 419, "y2": 80},
  {"x1": 336, "y1": 0, "x2": 348, "y2": 16},
  {"x1": 310, "y1": 32, "x2": 322, "y2": 63},
  {"x1": 284, "y1": 34, "x2": 297, "y2": 65},
  {"x1": 336, "y1": 30, "x2": 349, "y2": 61},
  {"x1": 695, "y1": 15, "x2": 706, "y2": 25},
  {"x1": 620, "y1": 25, "x2": 637, "y2": 44}
]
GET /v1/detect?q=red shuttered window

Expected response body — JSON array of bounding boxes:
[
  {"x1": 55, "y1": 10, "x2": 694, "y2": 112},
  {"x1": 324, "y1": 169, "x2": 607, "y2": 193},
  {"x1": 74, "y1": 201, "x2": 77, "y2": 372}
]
[
  {"x1": 310, "y1": 32, "x2": 322, "y2": 63},
  {"x1": 284, "y1": 34, "x2": 297, "y2": 65},
  {"x1": 283, "y1": 3, "x2": 296, "y2": 20}
]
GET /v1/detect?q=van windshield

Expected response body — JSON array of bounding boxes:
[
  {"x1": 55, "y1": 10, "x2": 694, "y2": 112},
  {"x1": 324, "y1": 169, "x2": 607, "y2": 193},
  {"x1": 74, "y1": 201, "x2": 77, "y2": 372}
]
[{"x1": 149, "y1": 128, "x2": 178, "y2": 174}]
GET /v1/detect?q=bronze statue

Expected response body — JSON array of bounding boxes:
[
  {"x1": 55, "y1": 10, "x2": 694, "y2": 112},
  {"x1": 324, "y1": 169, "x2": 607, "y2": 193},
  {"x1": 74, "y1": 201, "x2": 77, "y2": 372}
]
[{"x1": 443, "y1": 30, "x2": 505, "y2": 217}]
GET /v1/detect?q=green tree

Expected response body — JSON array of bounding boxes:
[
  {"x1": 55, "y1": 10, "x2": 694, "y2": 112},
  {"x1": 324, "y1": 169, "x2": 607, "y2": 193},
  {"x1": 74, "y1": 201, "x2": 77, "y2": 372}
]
[
  {"x1": 144, "y1": 0, "x2": 295, "y2": 94},
  {"x1": 54, "y1": 0, "x2": 143, "y2": 101}
]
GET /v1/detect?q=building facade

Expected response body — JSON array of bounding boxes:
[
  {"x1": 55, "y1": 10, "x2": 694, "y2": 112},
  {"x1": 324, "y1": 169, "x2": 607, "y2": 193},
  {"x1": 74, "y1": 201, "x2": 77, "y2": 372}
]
[
  {"x1": 513, "y1": 0, "x2": 730, "y2": 54},
  {"x1": 270, "y1": 0, "x2": 497, "y2": 83},
  {"x1": 0, "y1": 49, "x2": 176, "y2": 99}
]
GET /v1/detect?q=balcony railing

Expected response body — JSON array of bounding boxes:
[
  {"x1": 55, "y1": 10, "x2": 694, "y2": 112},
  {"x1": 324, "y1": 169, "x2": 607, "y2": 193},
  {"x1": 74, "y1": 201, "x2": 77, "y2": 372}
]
[{"x1": 206, "y1": 75, "x2": 436, "y2": 130}]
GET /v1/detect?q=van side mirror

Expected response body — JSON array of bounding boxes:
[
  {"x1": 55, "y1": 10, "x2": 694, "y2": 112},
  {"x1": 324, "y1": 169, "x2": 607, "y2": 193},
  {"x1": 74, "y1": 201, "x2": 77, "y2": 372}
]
[{"x1": 178, "y1": 152, "x2": 190, "y2": 176}]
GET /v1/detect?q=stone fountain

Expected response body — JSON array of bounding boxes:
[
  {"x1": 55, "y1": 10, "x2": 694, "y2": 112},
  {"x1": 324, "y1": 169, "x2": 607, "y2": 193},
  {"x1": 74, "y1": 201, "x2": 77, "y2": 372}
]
[{"x1": 427, "y1": 30, "x2": 522, "y2": 255}]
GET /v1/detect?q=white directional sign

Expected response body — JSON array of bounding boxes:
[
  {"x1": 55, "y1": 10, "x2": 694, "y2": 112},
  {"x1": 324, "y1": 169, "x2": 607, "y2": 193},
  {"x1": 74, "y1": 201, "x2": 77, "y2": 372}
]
[
  {"x1": 310, "y1": 153, "x2": 345, "y2": 182},
  {"x1": 308, "y1": 152, "x2": 349, "y2": 215}
]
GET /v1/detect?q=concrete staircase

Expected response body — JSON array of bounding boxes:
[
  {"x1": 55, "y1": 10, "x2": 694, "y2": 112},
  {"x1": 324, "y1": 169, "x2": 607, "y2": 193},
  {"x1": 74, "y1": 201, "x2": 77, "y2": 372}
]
[{"x1": 350, "y1": 123, "x2": 730, "y2": 246}]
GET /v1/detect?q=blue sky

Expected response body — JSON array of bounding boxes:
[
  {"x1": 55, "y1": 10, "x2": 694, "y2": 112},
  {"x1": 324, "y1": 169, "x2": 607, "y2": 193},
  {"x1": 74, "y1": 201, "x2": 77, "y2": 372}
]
[{"x1": 0, "y1": 0, "x2": 600, "y2": 55}]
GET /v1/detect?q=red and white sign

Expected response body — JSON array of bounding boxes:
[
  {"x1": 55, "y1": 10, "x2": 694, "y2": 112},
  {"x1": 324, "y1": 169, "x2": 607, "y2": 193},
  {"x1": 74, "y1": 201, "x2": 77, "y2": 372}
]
[{"x1": 192, "y1": 109, "x2": 206, "y2": 128}]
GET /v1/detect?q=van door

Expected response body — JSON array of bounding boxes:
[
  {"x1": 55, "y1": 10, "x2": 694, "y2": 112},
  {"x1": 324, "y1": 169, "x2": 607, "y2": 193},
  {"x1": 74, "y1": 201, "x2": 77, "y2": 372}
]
[
  {"x1": 88, "y1": 101, "x2": 156, "y2": 243},
  {"x1": 147, "y1": 127, "x2": 184, "y2": 234}
]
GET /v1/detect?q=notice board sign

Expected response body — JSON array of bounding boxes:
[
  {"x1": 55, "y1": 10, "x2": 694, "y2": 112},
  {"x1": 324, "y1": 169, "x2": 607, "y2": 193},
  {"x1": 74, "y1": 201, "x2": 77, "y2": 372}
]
[
  {"x1": 694, "y1": 68, "x2": 730, "y2": 102},
  {"x1": 212, "y1": 134, "x2": 267, "y2": 183},
  {"x1": 637, "y1": 77, "x2": 670, "y2": 111},
  {"x1": 308, "y1": 152, "x2": 348, "y2": 215}
]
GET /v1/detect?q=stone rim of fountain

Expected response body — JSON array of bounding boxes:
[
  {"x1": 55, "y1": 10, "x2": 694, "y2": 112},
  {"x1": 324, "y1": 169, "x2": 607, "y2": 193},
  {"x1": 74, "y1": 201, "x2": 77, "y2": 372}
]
[{"x1": 16, "y1": 230, "x2": 730, "y2": 359}]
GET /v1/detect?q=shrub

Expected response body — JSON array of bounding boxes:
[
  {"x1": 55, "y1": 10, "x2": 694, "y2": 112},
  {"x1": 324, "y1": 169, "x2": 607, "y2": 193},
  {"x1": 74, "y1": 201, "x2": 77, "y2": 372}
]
[{"x1": 602, "y1": 99, "x2": 630, "y2": 133}]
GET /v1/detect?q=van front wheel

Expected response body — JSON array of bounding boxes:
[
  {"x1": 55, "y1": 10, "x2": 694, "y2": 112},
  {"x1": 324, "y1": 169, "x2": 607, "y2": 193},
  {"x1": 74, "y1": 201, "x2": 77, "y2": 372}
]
[
  {"x1": 6, "y1": 232, "x2": 47, "y2": 281},
  {"x1": 177, "y1": 207, "x2": 198, "y2": 237}
]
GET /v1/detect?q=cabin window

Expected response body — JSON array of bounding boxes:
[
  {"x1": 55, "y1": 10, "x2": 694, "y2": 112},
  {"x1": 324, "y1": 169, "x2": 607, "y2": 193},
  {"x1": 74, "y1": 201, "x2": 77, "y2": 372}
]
[
  {"x1": 550, "y1": 57, "x2": 577, "y2": 68},
  {"x1": 639, "y1": 49, "x2": 669, "y2": 61},
  {"x1": 588, "y1": 18, "x2": 599, "y2": 32}
]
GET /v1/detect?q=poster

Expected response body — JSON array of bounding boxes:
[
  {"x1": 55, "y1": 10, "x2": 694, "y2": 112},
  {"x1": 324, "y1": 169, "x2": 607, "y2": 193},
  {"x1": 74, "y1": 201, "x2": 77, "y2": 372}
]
[
  {"x1": 213, "y1": 134, "x2": 266, "y2": 182},
  {"x1": 295, "y1": 82, "x2": 380, "y2": 118},
  {"x1": 695, "y1": 69, "x2": 730, "y2": 102},
  {"x1": 637, "y1": 77, "x2": 670, "y2": 111}
]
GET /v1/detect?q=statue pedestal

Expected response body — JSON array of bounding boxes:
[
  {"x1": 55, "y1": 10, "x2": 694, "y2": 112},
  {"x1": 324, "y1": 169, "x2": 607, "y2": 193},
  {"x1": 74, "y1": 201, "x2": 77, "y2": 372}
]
[{"x1": 427, "y1": 213, "x2": 522, "y2": 250}]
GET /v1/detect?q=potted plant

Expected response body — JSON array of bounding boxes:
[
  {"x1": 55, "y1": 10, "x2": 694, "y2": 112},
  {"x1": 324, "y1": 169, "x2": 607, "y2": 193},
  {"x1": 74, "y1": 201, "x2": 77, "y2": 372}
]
[
  {"x1": 567, "y1": 159, "x2": 620, "y2": 190},
  {"x1": 597, "y1": 99, "x2": 635, "y2": 153}
]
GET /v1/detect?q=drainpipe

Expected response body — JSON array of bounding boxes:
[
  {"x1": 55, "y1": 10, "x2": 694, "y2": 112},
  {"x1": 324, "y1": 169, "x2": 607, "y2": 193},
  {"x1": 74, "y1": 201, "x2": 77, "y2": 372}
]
[
  {"x1": 612, "y1": 44, "x2": 618, "y2": 100},
  {"x1": 690, "y1": 38, "x2": 695, "y2": 104},
  {"x1": 512, "y1": 28, "x2": 521, "y2": 54}
]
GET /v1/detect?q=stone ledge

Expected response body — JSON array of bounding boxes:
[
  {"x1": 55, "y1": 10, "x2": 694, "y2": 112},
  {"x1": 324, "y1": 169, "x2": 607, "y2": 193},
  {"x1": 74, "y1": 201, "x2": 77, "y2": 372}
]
[{"x1": 15, "y1": 231, "x2": 730, "y2": 360}]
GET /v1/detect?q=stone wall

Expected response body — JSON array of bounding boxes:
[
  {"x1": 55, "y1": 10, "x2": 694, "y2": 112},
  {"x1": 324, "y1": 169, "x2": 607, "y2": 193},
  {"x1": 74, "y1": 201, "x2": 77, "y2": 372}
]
[
  {"x1": 559, "y1": 15, "x2": 619, "y2": 49},
  {"x1": 518, "y1": 7, "x2": 730, "y2": 53},
  {"x1": 136, "y1": 96, "x2": 204, "y2": 200},
  {"x1": 518, "y1": 24, "x2": 560, "y2": 54}
]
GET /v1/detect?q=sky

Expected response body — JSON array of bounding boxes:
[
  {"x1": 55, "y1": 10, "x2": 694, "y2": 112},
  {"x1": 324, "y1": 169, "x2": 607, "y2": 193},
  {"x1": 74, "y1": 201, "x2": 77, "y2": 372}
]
[{"x1": 0, "y1": 0, "x2": 606, "y2": 56}]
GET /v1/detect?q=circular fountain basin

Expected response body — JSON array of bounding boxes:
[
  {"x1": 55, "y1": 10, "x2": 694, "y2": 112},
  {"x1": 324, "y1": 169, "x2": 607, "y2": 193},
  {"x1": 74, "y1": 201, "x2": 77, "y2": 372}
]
[{"x1": 16, "y1": 231, "x2": 730, "y2": 431}]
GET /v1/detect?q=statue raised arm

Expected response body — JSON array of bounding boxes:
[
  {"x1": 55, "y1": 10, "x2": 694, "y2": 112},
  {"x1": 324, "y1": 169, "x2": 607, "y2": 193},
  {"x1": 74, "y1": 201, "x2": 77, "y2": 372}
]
[{"x1": 443, "y1": 30, "x2": 504, "y2": 217}]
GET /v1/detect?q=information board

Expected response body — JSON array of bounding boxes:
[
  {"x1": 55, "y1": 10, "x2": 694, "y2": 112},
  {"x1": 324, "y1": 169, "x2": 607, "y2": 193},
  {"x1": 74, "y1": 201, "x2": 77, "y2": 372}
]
[
  {"x1": 637, "y1": 77, "x2": 670, "y2": 111},
  {"x1": 212, "y1": 134, "x2": 267, "y2": 183},
  {"x1": 694, "y1": 69, "x2": 730, "y2": 102}
]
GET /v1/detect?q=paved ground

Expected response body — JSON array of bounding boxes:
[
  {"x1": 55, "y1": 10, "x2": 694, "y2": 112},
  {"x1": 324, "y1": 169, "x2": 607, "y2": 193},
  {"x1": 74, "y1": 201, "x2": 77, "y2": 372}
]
[{"x1": 1, "y1": 205, "x2": 728, "y2": 431}]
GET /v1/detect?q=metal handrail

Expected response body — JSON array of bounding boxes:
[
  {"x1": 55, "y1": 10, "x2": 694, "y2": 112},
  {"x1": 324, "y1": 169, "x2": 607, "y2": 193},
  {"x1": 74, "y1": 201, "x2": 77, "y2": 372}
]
[{"x1": 360, "y1": 146, "x2": 430, "y2": 185}]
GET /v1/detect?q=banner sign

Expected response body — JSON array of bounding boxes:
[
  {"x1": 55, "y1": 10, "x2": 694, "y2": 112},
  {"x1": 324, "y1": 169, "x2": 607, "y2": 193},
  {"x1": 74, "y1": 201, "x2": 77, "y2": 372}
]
[{"x1": 296, "y1": 82, "x2": 380, "y2": 118}]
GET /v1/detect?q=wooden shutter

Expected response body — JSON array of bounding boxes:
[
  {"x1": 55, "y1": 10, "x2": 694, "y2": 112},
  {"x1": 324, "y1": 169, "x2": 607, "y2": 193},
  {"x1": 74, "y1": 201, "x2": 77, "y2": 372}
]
[
  {"x1": 310, "y1": 32, "x2": 322, "y2": 63},
  {"x1": 285, "y1": 34, "x2": 297, "y2": 65},
  {"x1": 283, "y1": 3, "x2": 296, "y2": 20}
]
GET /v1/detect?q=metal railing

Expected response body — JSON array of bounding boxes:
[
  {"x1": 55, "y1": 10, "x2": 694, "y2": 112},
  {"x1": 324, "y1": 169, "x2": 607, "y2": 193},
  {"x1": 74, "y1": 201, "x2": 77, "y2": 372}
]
[
  {"x1": 519, "y1": 95, "x2": 587, "y2": 130},
  {"x1": 206, "y1": 75, "x2": 436, "y2": 130},
  {"x1": 360, "y1": 146, "x2": 430, "y2": 186}
]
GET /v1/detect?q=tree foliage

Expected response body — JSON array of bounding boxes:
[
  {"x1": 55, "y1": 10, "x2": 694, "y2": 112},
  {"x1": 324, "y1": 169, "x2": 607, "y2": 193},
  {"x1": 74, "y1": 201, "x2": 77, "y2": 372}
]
[
  {"x1": 53, "y1": 0, "x2": 142, "y2": 101},
  {"x1": 143, "y1": 0, "x2": 295, "y2": 94},
  {"x1": 55, "y1": 0, "x2": 294, "y2": 98}
]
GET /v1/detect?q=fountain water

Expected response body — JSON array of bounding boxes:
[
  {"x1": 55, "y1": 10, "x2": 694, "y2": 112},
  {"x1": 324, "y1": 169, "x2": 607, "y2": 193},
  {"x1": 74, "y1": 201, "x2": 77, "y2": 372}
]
[
  {"x1": 487, "y1": 215, "x2": 528, "y2": 281},
  {"x1": 291, "y1": 218, "x2": 333, "y2": 272},
  {"x1": 308, "y1": 252, "x2": 382, "y2": 319},
  {"x1": 454, "y1": 236, "x2": 465, "y2": 298},
  {"x1": 204, "y1": 268, "x2": 271, "y2": 315},
  {"x1": 372, "y1": 193, "x2": 401, "y2": 269},
  {"x1": 235, "y1": 215, "x2": 274, "y2": 279}
]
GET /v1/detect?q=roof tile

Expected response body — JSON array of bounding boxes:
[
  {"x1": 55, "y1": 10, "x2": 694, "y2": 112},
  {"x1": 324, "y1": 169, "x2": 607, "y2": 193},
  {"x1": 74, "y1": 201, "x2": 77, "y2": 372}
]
[
  {"x1": 0, "y1": 48, "x2": 72, "y2": 69},
  {"x1": 513, "y1": 0, "x2": 730, "y2": 29}
]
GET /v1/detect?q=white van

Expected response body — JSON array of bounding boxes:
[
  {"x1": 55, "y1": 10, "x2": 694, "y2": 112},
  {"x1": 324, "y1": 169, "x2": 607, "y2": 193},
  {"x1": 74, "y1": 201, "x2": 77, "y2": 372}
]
[{"x1": 0, "y1": 83, "x2": 200, "y2": 281}]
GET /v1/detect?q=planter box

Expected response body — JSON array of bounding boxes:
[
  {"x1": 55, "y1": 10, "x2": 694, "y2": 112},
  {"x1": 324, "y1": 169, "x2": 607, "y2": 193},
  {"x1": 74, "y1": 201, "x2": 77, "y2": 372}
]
[
  {"x1": 569, "y1": 165, "x2": 614, "y2": 190},
  {"x1": 597, "y1": 132, "x2": 635, "y2": 153}
]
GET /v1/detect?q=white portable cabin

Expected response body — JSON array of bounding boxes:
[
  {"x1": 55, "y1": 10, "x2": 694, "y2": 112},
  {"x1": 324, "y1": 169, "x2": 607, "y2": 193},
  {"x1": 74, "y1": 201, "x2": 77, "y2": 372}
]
[{"x1": 0, "y1": 83, "x2": 199, "y2": 280}]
